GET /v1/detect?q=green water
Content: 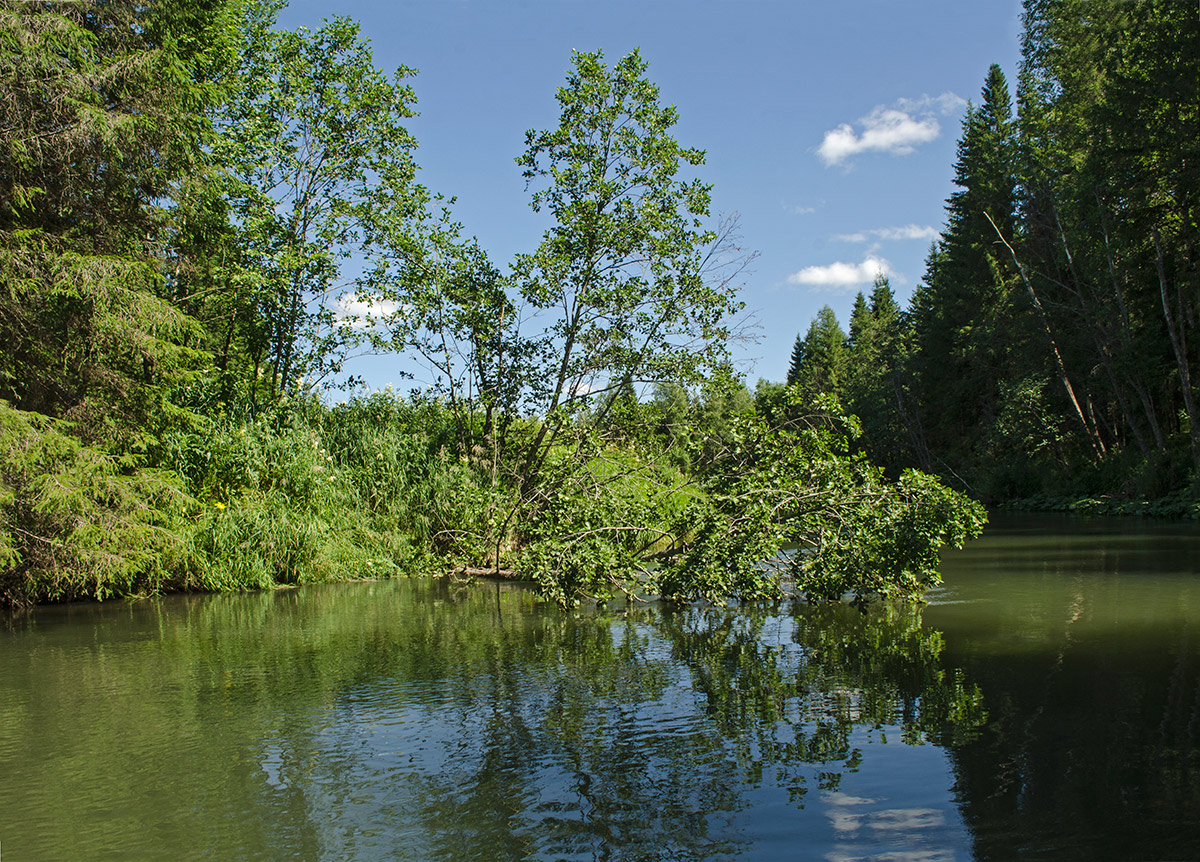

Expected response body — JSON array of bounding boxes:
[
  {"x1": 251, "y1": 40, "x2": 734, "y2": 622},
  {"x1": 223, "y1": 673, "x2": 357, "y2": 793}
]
[{"x1": 1, "y1": 513, "x2": 1198, "y2": 860}]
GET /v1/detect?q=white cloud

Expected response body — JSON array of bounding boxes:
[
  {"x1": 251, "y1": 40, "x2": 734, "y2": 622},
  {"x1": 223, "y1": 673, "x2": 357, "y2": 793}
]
[
  {"x1": 898, "y1": 92, "x2": 968, "y2": 116},
  {"x1": 817, "y1": 92, "x2": 964, "y2": 167},
  {"x1": 332, "y1": 293, "x2": 406, "y2": 330},
  {"x1": 817, "y1": 111, "x2": 938, "y2": 165},
  {"x1": 787, "y1": 256, "x2": 894, "y2": 290},
  {"x1": 832, "y1": 224, "x2": 940, "y2": 243}
]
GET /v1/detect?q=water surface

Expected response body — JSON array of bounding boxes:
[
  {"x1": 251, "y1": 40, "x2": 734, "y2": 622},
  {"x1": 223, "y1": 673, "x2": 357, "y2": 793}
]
[{"x1": 2, "y1": 513, "x2": 1198, "y2": 860}]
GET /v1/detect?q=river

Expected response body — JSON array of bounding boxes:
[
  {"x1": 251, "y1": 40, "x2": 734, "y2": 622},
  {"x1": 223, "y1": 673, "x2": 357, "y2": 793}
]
[{"x1": 1, "y1": 513, "x2": 1198, "y2": 860}]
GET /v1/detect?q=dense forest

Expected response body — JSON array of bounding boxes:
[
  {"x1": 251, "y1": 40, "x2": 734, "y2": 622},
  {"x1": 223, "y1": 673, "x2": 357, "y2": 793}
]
[
  {"x1": 786, "y1": 1, "x2": 1200, "y2": 514},
  {"x1": 19, "y1": 0, "x2": 1193, "y2": 609}
]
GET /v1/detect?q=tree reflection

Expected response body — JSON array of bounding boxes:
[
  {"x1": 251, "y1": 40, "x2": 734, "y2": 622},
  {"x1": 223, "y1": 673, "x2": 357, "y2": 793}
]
[
  {"x1": 254, "y1": 584, "x2": 987, "y2": 860},
  {"x1": 936, "y1": 598, "x2": 1200, "y2": 860},
  {"x1": 658, "y1": 601, "x2": 987, "y2": 796},
  {"x1": 923, "y1": 514, "x2": 1200, "y2": 861},
  {"x1": 0, "y1": 579, "x2": 987, "y2": 861}
]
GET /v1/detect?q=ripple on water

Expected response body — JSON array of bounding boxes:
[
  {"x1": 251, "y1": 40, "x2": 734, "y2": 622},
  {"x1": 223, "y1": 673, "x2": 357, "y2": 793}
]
[{"x1": 11, "y1": 519, "x2": 1197, "y2": 862}]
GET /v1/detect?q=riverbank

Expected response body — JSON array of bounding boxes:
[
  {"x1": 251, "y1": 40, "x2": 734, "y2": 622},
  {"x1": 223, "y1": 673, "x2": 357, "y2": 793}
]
[{"x1": 997, "y1": 491, "x2": 1200, "y2": 519}]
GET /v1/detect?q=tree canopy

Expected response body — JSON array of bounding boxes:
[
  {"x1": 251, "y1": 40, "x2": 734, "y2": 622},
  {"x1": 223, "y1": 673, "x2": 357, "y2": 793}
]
[
  {"x1": 0, "y1": 4, "x2": 985, "y2": 608},
  {"x1": 786, "y1": 0, "x2": 1200, "y2": 510}
]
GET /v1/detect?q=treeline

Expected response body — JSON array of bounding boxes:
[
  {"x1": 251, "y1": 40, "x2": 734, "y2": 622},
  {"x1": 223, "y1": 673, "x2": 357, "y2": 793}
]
[
  {"x1": 786, "y1": 0, "x2": 1200, "y2": 511},
  {"x1": 0, "y1": 0, "x2": 983, "y2": 607}
]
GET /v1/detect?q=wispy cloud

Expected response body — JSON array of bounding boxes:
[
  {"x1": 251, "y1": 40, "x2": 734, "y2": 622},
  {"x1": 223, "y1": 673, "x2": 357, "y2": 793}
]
[
  {"x1": 786, "y1": 256, "x2": 894, "y2": 291},
  {"x1": 897, "y1": 92, "x2": 967, "y2": 116},
  {"x1": 817, "y1": 93, "x2": 965, "y2": 167},
  {"x1": 832, "y1": 224, "x2": 940, "y2": 243},
  {"x1": 783, "y1": 202, "x2": 819, "y2": 216}
]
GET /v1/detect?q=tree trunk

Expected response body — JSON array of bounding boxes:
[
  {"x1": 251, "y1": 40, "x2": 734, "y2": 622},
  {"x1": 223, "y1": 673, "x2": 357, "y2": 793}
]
[
  {"x1": 985, "y1": 213, "x2": 1105, "y2": 458},
  {"x1": 1151, "y1": 227, "x2": 1200, "y2": 470}
]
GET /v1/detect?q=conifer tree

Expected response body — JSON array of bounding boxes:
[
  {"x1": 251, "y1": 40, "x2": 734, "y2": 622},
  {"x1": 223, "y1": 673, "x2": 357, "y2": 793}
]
[
  {"x1": 790, "y1": 306, "x2": 847, "y2": 401},
  {"x1": 0, "y1": 0, "x2": 238, "y2": 604},
  {"x1": 786, "y1": 335, "x2": 806, "y2": 385},
  {"x1": 911, "y1": 64, "x2": 1018, "y2": 477},
  {"x1": 847, "y1": 292, "x2": 872, "y2": 353},
  {"x1": 844, "y1": 276, "x2": 910, "y2": 472},
  {"x1": 0, "y1": 0, "x2": 234, "y2": 437}
]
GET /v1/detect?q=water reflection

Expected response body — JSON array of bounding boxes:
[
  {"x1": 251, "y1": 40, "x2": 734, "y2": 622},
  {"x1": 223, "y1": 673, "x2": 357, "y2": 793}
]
[
  {"x1": 929, "y1": 514, "x2": 1200, "y2": 861},
  {"x1": 0, "y1": 578, "x2": 982, "y2": 861},
  {"x1": 8, "y1": 516, "x2": 1198, "y2": 861}
]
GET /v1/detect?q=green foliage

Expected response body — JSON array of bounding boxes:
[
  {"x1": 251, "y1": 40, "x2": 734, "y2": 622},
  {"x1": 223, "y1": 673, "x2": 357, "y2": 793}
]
[
  {"x1": 0, "y1": 403, "x2": 193, "y2": 605},
  {"x1": 657, "y1": 389, "x2": 986, "y2": 605},
  {"x1": 372, "y1": 48, "x2": 804, "y2": 608},
  {"x1": 158, "y1": 391, "x2": 443, "y2": 592},
  {"x1": 0, "y1": 11, "x2": 990, "y2": 614},
  {"x1": 909, "y1": 64, "x2": 1021, "y2": 480},
  {"x1": 787, "y1": 305, "x2": 848, "y2": 400},
  {"x1": 509, "y1": 49, "x2": 743, "y2": 485},
  {"x1": 649, "y1": 381, "x2": 694, "y2": 467},
  {"x1": 978, "y1": 374, "x2": 1074, "y2": 498},
  {"x1": 208, "y1": 1, "x2": 426, "y2": 393},
  {"x1": 843, "y1": 276, "x2": 914, "y2": 473},
  {"x1": 796, "y1": 468, "x2": 986, "y2": 604},
  {"x1": 0, "y1": 0, "x2": 232, "y2": 438},
  {"x1": 786, "y1": 334, "x2": 806, "y2": 386},
  {"x1": 790, "y1": 6, "x2": 1200, "y2": 505},
  {"x1": 515, "y1": 444, "x2": 695, "y2": 604},
  {"x1": 0, "y1": 0, "x2": 236, "y2": 604},
  {"x1": 1002, "y1": 2, "x2": 1200, "y2": 492}
]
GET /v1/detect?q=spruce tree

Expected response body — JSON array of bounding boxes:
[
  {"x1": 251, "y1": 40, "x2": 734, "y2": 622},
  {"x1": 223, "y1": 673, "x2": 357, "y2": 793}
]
[
  {"x1": 786, "y1": 334, "x2": 806, "y2": 385},
  {"x1": 911, "y1": 64, "x2": 1018, "y2": 478},
  {"x1": 844, "y1": 276, "x2": 910, "y2": 473},
  {"x1": 790, "y1": 306, "x2": 847, "y2": 401},
  {"x1": 0, "y1": 0, "x2": 238, "y2": 604},
  {"x1": 847, "y1": 292, "x2": 872, "y2": 353},
  {"x1": 0, "y1": 0, "x2": 234, "y2": 437}
]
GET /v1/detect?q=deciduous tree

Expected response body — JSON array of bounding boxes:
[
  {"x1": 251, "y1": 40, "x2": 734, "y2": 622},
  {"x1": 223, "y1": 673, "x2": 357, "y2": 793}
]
[{"x1": 211, "y1": 3, "x2": 426, "y2": 397}]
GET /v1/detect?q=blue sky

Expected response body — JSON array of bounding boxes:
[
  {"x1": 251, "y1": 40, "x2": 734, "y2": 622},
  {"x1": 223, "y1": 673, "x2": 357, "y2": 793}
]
[{"x1": 278, "y1": 0, "x2": 1025, "y2": 389}]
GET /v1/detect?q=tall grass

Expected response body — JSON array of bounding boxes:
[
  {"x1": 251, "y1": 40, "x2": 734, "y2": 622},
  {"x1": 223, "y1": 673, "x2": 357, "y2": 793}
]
[{"x1": 160, "y1": 390, "x2": 452, "y2": 593}]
